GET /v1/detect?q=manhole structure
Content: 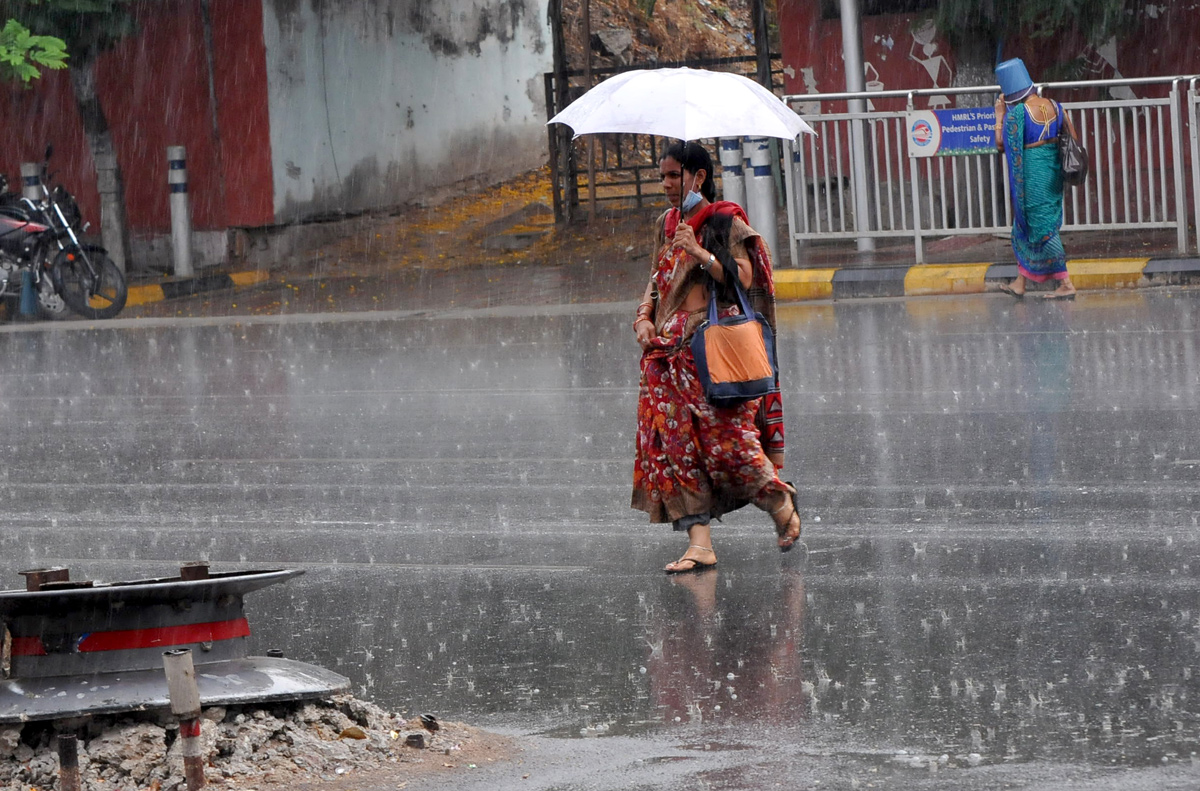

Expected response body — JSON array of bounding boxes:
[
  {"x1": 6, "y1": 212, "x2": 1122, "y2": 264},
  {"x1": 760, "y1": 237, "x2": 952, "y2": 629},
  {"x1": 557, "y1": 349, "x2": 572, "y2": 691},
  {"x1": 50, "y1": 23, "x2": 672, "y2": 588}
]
[{"x1": 1, "y1": 563, "x2": 349, "y2": 724}]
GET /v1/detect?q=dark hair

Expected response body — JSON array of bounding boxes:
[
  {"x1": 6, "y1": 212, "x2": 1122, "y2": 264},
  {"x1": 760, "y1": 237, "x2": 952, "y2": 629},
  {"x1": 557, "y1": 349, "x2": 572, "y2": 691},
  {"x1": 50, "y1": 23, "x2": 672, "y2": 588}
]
[{"x1": 662, "y1": 140, "x2": 716, "y2": 202}]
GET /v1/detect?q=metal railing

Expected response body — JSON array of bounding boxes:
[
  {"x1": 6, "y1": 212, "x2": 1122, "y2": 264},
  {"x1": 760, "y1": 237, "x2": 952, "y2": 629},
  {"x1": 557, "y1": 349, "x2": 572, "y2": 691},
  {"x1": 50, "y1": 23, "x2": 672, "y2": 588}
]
[
  {"x1": 1189, "y1": 77, "x2": 1200, "y2": 253},
  {"x1": 781, "y1": 76, "x2": 1200, "y2": 266}
]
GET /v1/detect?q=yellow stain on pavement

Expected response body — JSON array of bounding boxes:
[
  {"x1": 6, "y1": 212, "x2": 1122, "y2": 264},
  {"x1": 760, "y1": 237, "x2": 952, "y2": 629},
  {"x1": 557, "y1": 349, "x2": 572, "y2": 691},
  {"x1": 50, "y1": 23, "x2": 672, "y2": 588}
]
[
  {"x1": 1066, "y1": 258, "x2": 1148, "y2": 290},
  {"x1": 230, "y1": 270, "x2": 270, "y2": 287},
  {"x1": 904, "y1": 263, "x2": 990, "y2": 296},
  {"x1": 125, "y1": 284, "x2": 166, "y2": 307},
  {"x1": 775, "y1": 268, "x2": 837, "y2": 300}
]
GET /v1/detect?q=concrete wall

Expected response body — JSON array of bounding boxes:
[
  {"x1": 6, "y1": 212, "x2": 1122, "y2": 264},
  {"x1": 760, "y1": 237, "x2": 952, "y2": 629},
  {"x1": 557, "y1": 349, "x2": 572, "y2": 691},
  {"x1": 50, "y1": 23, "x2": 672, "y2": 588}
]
[{"x1": 261, "y1": 0, "x2": 552, "y2": 224}]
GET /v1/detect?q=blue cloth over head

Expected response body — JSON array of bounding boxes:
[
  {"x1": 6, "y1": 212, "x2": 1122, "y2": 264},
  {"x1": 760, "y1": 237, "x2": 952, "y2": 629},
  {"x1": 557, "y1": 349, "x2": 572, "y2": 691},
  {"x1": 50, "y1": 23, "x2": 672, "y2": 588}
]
[{"x1": 996, "y1": 58, "x2": 1033, "y2": 100}]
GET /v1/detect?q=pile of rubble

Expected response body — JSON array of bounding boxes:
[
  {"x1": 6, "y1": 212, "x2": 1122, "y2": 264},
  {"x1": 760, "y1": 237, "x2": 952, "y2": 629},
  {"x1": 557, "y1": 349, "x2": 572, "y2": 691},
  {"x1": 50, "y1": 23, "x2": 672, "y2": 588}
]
[{"x1": 0, "y1": 695, "x2": 497, "y2": 791}]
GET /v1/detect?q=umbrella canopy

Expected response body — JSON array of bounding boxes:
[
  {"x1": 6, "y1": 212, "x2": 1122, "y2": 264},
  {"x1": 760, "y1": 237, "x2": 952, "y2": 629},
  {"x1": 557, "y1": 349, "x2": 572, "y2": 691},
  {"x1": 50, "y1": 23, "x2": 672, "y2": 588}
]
[{"x1": 548, "y1": 67, "x2": 816, "y2": 141}]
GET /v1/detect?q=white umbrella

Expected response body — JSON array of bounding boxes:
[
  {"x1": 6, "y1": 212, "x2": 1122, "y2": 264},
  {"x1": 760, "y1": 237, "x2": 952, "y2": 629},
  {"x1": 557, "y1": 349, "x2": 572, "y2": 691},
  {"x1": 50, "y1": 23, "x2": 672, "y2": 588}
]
[{"x1": 547, "y1": 66, "x2": 815, "y2": 141}]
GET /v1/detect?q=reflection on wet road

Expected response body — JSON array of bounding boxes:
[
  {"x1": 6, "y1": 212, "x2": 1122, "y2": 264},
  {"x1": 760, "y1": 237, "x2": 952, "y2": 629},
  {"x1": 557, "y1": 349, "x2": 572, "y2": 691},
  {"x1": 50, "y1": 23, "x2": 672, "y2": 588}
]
[{"x1": 1, "y1": 290, "x2": 1198, "y2": 771}]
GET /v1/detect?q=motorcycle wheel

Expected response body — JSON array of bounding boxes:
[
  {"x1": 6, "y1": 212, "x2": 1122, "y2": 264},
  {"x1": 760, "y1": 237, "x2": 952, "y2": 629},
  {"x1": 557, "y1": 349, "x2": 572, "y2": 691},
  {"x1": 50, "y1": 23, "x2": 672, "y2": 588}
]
[
  {"x1": 57, "y1": 247, "x2": 127, "y2": 320},
  {"x1": 36, "y1": 270, "x2": 73, "y2": 321}
]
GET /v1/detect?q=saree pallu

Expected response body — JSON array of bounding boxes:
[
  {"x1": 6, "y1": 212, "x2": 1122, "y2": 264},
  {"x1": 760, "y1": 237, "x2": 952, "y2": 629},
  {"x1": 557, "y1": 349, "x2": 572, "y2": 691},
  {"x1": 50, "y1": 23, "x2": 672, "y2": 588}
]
[
  {"x1": 631, "y1": 307, "x2": 781, "y2": 524},
  {"x1": 1004, "y1": 103, "x2": 1068, "y2": 282}
]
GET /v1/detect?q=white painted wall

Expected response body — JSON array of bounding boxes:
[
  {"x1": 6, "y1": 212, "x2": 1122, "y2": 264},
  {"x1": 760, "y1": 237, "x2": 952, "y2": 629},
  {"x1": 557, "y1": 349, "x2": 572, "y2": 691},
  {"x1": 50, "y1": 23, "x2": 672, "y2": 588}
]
[{"x1": 261, "y1": 0, "x2": 552, "y2": 223}]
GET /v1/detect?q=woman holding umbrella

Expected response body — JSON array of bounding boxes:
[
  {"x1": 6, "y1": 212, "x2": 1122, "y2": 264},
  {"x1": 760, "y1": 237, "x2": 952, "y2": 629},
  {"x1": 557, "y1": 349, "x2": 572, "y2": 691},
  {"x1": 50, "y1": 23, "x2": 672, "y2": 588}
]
[{"x1": 631, "y1": 141, "x2": 800, "y2": 574}]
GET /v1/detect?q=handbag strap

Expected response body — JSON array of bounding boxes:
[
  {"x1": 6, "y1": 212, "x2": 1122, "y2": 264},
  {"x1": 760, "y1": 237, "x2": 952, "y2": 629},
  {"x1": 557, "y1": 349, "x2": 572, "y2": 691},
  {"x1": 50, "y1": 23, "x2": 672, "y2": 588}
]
[
  {"x1": 1055, "y1": 101, "x2": 1078, "y2": 144},
  {"x1": 706, "y1": 250, "x2": 755, "y2": 323}
]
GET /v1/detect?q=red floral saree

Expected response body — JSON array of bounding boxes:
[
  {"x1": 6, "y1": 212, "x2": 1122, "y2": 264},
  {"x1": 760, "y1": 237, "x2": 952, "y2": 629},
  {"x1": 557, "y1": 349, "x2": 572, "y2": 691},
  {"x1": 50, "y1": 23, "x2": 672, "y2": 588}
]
[{"x1": 631, "y1": 202, "x2": 787, "y2": 524}]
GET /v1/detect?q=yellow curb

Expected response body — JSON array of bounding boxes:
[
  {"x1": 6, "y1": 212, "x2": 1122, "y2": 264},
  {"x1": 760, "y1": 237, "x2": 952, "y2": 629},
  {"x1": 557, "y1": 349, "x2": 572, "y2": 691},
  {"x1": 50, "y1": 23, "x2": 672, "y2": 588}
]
[
  {"x1": 904, "y1": 263, "x2": 991, "y2": 296},
  {"x1": 125, "y1": 284, "x2": 166, "y2": 307},
  {"x1": 1066, "y1": 258, "x2": 1148, "y2": 290},
  {"x1": 229, "y1": 270, "x2": 270, "y2": 287},
  {"x1": 775, "y1": 268, "x2": 837, "y2": 300}
]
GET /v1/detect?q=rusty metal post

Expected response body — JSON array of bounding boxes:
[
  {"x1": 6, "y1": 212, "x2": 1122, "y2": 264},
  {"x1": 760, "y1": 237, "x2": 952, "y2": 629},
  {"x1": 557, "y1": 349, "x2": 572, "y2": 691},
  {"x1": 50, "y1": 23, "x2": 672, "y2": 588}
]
[
  {"x1": 18, "y1": 568, "x2": 69, "y2": 592},
  {"x1": 163, "y1": 648, "x2": 205, "y2": 789},
  {"x1": 179, "y1": 562, "x2": 210, "y2": 581},
  {"x1": 56, "y1": 727, "x2": 81, "y2": 791}
]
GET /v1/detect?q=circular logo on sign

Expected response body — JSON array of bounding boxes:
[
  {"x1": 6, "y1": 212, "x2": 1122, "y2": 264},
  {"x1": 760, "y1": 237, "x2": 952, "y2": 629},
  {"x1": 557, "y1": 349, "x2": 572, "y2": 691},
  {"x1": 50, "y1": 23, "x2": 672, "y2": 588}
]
[{"x1": 911, "y1": 120, "x2": 933, "y2": 147}]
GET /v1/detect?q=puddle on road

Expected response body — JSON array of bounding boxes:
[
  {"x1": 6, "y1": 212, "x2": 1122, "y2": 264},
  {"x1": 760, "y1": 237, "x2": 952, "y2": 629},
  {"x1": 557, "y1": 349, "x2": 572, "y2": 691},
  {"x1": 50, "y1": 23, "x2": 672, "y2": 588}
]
[{"x1": 249, "y1": 532, "x2": 1200, "y2": 767}]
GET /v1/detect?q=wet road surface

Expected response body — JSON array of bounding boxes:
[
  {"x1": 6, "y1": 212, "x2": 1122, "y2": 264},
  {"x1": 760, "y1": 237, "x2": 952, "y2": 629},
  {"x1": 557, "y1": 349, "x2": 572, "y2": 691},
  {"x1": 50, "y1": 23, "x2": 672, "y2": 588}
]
[{"x1": 2, "y1": 288, "x2": 1200, "y2": 788}]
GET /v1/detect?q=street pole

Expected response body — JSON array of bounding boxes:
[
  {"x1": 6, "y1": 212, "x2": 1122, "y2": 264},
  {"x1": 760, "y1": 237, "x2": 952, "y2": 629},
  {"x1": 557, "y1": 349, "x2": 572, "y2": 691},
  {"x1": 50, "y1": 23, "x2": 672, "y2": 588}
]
[{"x1": 839, "y1": 0, "x2": 875, "y2": 252}]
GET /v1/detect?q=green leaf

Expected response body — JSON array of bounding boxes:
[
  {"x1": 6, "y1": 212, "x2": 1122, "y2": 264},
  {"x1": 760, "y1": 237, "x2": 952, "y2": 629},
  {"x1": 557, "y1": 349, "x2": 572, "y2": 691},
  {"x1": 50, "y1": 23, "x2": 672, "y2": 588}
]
[{"x1": 0, "y1": 17, "x2": 68, "y2": 82}]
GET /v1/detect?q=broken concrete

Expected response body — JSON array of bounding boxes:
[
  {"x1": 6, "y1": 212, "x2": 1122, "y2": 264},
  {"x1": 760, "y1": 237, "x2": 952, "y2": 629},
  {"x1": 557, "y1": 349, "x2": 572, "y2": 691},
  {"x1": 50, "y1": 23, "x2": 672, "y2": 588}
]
[{"x1": 0, "y1": 695, "x2": 497, "y2": 791}]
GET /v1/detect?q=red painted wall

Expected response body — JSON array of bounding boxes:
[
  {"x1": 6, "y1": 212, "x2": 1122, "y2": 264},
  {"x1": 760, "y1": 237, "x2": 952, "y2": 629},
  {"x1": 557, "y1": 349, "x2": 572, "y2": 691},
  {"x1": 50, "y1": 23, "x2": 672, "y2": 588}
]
[
  {"x1": 209, "y1": 0, "x2": 274, "y2": 228},
  {"x1": 778, "y1": 0, "x2": 1200, "y2": 102},
  {"x1": 0, "y1": 0, "x2": 273, "y2": 234},
  {"x1": 778, "y1": 2, "x2": 958, "y2": 112}
]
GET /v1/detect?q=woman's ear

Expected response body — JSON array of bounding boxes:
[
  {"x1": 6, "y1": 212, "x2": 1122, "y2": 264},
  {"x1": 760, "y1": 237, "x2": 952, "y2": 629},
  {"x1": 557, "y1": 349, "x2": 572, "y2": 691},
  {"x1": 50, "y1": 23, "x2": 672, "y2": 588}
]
[{"x1": 694, "y1": 168, "x2": 708, "y2": 189}]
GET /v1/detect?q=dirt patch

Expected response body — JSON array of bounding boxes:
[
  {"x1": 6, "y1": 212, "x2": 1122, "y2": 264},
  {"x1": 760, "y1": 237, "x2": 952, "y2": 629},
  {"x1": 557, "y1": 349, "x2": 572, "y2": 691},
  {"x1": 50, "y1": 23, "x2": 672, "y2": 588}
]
[
  {"x1": 560, "y1": 0, "x2": 766, "y2": 66},
  {"x1": 274, "y1": 167, "x2": 663, "y2": 281}
]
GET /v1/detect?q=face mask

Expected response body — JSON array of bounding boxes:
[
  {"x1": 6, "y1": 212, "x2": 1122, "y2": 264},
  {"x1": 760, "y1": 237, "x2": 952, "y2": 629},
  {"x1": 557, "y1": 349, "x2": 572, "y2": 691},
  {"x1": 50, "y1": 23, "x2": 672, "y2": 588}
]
[{"x1": 680, "y1": 189, "x2": 703, "y2": 213}]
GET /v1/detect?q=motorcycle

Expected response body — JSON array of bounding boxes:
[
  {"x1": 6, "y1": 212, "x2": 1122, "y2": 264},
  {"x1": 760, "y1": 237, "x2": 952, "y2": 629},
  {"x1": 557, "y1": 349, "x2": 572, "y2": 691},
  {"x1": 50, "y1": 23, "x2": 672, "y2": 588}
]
[{"x1": 0, "y1": 146, "x2": 127, "y2": 320}]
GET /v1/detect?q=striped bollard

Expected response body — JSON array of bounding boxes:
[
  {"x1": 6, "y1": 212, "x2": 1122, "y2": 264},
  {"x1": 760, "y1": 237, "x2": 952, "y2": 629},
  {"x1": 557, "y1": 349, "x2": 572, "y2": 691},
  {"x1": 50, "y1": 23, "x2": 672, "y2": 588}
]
[
  {"x1": 20, "y1": 163, "x2": 41, "y2": 202},
  {"x1": 719, "y1": 138, "x2": 745, "y2": 210},
  {"x1": 163, "y1": 648, "x2": 206, "y2": 789},
  {"x1": 167, "y1": 146, "x2": 194, "y2": 278},
  {"x1": 744, "y1": 137, "x2": 779, "y2": 258}
]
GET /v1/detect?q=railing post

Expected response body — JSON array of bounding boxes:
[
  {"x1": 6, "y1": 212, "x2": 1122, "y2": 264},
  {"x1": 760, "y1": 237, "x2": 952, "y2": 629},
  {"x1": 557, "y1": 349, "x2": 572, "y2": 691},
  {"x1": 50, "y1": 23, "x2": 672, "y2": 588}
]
[
  {"x1": 783, "y1": 137, "x2": 800, "y2": 269},
  {"x1": 907, "y1": 92, "x2": 924, "y2": 264},
  {"x1": 1189, "y1": 78, "x2": 1200, "y2": 254},
  {"x1": 1170, "y1": 80, "x2": 1188, "y2": 253},
  {"x1": 167, "y1": 146, "x2": 194, "y2": 278}
]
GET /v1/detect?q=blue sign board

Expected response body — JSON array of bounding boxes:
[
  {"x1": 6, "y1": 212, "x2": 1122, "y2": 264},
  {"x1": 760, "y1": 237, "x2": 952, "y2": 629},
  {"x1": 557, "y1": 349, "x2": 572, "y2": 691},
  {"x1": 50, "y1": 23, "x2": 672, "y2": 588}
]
[{"x1": 907, "y1": 108, "x2": 997, "y2": 157}]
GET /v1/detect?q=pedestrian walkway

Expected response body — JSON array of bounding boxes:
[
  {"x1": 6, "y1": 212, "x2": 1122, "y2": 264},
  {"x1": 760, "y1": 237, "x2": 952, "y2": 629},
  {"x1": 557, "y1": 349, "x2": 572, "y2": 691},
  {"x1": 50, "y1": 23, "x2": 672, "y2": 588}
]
[{"x1": 119, "y1": 169, "x2": 1200, "y2": 318}]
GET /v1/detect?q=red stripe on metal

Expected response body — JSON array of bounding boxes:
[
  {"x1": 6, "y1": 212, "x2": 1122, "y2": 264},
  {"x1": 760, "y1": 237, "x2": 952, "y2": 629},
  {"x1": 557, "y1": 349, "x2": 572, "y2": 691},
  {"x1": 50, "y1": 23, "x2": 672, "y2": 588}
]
[
  {"x1": 11, "y1": 636, "x2": 47, "y2": 656},
  {"x1": 76, "y1": 618, "x2": 251, "y2": 653},
  {"x1": 180, "y1": 718, "x2": 203, "y2": 739}
]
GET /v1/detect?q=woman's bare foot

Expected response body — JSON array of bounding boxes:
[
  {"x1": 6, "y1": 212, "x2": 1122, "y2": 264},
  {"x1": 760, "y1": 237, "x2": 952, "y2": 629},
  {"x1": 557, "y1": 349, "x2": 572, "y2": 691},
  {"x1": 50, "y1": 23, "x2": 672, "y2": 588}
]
[
  {"x1": 664, "y1": 544, "x2": 717, "y2": 574},
  {"x1": 769, "y1": 483, "x2": 801, "y2": 552},
  {"x1": 1000, "y1": 274, "x2": 1027, "y2": 297},
  {"x1": 1043, "y1": 284, "x2": 1077, "y2": 300}
]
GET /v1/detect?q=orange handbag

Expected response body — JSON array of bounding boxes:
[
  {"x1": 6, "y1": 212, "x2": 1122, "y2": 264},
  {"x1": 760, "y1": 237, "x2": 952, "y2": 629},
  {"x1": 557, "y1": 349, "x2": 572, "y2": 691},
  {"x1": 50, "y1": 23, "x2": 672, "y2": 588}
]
[{"x1": 690, "y1": 268, "x2": 778, "y2": 408}]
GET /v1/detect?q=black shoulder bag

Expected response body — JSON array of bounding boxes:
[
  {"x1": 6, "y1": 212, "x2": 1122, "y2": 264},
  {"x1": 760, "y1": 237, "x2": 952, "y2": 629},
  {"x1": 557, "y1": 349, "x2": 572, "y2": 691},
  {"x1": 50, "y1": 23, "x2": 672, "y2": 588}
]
[{"x1": 1057, "y1": 102, "x2": 1089, "y2": 187}]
